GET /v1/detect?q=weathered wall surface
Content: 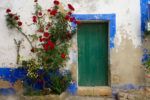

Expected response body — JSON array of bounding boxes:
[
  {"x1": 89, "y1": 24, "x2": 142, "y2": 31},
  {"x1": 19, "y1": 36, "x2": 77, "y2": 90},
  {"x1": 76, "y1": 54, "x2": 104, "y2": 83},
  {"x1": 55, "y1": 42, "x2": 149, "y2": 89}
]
[
  {"x1": 64, "y1": 0, "x2": 144, "y2": 85},
  {"x1": 143, "y1": 35, "x2": 150, "y2": 85},
  {"x1": 0, "y1": 0, "x2": 144, "y2": 85}
]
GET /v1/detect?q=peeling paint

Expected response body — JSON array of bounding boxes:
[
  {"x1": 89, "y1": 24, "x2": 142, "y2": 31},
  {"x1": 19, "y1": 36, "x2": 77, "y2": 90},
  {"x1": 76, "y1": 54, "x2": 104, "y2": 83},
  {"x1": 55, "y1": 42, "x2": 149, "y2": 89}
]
[{"x1": 111, "y1": 36, "x2": 144, "y2": 85}]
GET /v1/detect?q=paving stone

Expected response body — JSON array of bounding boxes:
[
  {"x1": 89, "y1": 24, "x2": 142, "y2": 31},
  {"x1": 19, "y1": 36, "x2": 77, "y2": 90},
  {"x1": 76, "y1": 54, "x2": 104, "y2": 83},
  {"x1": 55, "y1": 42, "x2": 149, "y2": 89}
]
[
  {"x1": 77, "y1": 87, "x2": 93, "y2": 96},
  {"x1": 118, "y1": 90, "x2": 147, "y2": 100},
  {"x1": 65, "y1": 96, "x2": 113, "y2": 100},
  {"x1": 93, "y1": 87, "x2": 112, "y2": 96},
  {"x1": 0, "y1": 80, "x2": 11, "y2": 88}
]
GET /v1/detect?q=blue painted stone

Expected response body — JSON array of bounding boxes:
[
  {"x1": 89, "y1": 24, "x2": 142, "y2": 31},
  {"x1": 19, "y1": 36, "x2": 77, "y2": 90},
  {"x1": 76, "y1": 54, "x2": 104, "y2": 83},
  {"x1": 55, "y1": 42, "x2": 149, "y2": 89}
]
[
  {"x1": 122, "y1": 84, "x2": 137, "y2": 90},
  {"x1": 142, "y1": 53, "x2": 150, "y2": 63},
  {"x1": 140, "y1": 0, "x2": 150, "y2": 35},
  {"x1": 67, "y1": 82, "x2": 77, "y2": 95},
  {"x1": 0, "y1": 88, "x2": 16, "y2": 96},
  {"x1": 33, "y1": 80, "x2": 44, "y2": 90},
  {"x1": 0, "y1": 68, "x2": 27, "y2": 84}
]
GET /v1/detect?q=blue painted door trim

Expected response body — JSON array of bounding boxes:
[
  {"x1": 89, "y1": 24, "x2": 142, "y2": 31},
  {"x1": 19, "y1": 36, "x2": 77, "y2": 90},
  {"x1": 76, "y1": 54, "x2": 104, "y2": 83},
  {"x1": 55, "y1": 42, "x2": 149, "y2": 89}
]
[{"x1": 73, "y1": 14, "x2": 116, "y2": 49}]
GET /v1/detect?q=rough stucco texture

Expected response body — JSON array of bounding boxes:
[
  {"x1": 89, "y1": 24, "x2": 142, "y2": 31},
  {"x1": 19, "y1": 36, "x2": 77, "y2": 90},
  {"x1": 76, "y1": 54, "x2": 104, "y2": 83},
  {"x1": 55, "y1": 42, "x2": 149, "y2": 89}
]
[{"x1": 0, "y1": 0, "x2": 144, "y2": 85}]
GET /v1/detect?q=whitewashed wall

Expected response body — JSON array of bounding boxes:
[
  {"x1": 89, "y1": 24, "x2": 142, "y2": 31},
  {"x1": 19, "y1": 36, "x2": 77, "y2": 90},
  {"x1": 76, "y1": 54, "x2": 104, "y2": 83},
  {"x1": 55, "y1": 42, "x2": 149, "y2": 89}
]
[{"x1": 0, "y1": 0, "x2": 144, "y2": 84}]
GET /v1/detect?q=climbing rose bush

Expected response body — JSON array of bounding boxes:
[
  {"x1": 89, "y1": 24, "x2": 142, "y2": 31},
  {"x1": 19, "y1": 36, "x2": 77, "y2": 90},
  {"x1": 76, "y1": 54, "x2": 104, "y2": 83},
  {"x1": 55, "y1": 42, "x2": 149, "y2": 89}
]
[
  {"x1": 142, "y1": 49, "x2": 150, "y2": 74},
  {"x1": 5, "y1": 0, "x2": 79, "y2": 95}
]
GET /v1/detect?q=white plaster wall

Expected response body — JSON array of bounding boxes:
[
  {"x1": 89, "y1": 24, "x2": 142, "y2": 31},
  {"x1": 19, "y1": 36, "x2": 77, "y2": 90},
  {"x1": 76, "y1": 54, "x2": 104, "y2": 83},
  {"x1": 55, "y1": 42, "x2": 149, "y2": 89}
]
[
  {"x1": 0, "y1": 0, "x2": 141, "y2": 66},
  {"x1": 63, "y1": 0, "x2": 141, "y2": 47},
  {"x1": 0, "y1": 0, "x2": 54, "y2": 67},
  {"x1": 0, "y1": 0, "x2": 144, "y2": 84}
]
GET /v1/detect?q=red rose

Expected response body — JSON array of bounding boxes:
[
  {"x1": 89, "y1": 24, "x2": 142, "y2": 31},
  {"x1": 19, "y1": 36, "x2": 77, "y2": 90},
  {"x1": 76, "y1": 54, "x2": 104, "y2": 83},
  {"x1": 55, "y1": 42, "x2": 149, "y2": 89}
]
[
  {"x1": 9, "y1": 13, "x2": 14, "y2": 17},
  {"x1": 32, "y1": 16, "x2": 37, "y2": 23},
  {"x1": 68, "y1": 4, "x2": 75, "y2": 11},
  {"x1": 54, "y1": 0, "x2": 60, "y2": 5},
  {"x1": 42, "y1": 38, "x2": 47, "y2": 42},
  {"x1": 47, "y1": 9, "x2": 51, "y2": 12},
  {"x1": 47, "y1": 23, "x2": 51, "y2": 27},
  {"x1": 33, "y1": 19, "x2": 37, "y2": 23},
  {"x1": 50, "y1": 9, "x2": 57, "y2": 16},
  {"x1": 65, "y1": 15, "x2": 70, "y2": 20},
  {"x1": 46, "y1": 23, "x2": 51, "y2": 29},
  {"x1": 6, "y1": 9, "x2": 11, "y2": 13},
  {"x1": 31, "y1": 48, "x2": 35, "y2": 52},
  {"x1": 69, "y1": 17, "x2": 75, "y2": 22},
  {"x1": 75, "y1": 20, "x2": 81, "y2": 25},
  {"x1": 47, "y1": 40, "x2": 55, "y2": 50},
  {"x1": 39, "y1": 37, "x2": 46, "y2": 42},
  {"x1": 39, "y1": 37, "x2": 43, "y2": 42},
  {"x1": 43, "y1": 32, "x2": 49, "y2": 37},
  {"x1": 14, "y1": 16, "x2": 19, "y2": 20},
  {"x1": 43, "y1": 43, "x2": 49, "y2": 51},
  {"x1": 61, "y1": 53, "x2": 66, "y2": 59},
  {"x1": 18, "y1": 21, "x2": 22, "y2": 26},
  {"x1": 32, "y1": 16, "x2": 36, "y2": 19},
  {"x1": 38, "y1": 12, "x2": 42, "y2": 16},
  {"x1": 66, "y1": 32, "x2": 71, "y2": 39},
  {"x1": 37, "y1": 29, "x2": 44, "y2": 33},
  {"x1": 67, "y1": 12, "x2": 72, "y2": 16}
]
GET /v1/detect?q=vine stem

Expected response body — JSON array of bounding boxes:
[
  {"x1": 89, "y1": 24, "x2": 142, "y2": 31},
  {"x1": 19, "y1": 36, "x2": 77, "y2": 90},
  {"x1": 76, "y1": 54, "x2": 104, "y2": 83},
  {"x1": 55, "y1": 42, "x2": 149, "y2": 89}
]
[
  {"x1": 16, "y1": 26, "x2": 34, "y2": 48},
  {"x1": 14, "y1": 39, "x2": 21, "y2": 64}
]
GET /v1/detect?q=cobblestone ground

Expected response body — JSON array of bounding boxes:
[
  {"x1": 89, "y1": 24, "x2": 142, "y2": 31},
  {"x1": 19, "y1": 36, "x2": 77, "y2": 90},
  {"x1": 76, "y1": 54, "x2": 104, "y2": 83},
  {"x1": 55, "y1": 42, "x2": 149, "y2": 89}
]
[
  {"x1": 65, "y1": 96, "x2": 113, "y2": 100},
  {"x1": 0, "y1": 88, "x2": 150, "y2": 100},
  {"x1": 0, "y1": 93, "x2": 148, "y2": 100},
  {"x1": 0, "y1": 96, "x2": 113, "y2": 100}
]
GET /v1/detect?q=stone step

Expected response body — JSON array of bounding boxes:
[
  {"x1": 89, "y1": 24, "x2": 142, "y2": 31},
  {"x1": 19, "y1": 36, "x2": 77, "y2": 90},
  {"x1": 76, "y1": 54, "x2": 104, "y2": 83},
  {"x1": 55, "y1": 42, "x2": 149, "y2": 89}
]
[{"x1": 65, "y1": 96, "x2": 113, "y2": 100}]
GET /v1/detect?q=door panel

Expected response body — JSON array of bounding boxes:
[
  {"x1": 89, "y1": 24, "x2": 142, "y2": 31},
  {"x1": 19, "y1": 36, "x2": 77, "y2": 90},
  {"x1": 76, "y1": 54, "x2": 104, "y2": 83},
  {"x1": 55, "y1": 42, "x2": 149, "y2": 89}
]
[{"x1": 78, "y1": 22, "x2": 108, "y2": 86}]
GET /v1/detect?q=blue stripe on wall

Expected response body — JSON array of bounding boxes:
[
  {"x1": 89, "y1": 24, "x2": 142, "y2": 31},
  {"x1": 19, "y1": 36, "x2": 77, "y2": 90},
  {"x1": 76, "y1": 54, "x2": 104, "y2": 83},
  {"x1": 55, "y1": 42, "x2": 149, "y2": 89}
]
[
  {"x1": 0, "y1": 68, "x2": 26, "y2": 95},
  {"x1": 0, "y1": 68, "x2": 27, "y2": 84},
  {"x1": 73, "y1": 14, "x2": 116, "y2": 49},
  {"x1": 140, "y1": 0, "x2": 150, "y2": 63},
  {"x1": 141, "y1": 0, "x2": 149, "y2": 36},
  {"x1": 0, "y1": 88, "x2": 16, "y2": 96}
]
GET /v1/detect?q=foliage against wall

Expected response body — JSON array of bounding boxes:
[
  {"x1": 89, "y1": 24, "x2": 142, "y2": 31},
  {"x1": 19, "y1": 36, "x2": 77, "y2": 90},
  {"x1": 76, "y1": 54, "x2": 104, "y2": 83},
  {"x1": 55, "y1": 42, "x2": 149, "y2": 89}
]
[{"x1": 5, "y1": 0, "x2": 79, "y2": 95}]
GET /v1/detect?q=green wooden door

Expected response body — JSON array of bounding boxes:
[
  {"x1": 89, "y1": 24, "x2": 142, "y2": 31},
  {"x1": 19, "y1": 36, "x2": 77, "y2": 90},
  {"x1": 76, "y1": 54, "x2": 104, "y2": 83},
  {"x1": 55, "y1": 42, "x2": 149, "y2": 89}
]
[{"x1": 78, "y1": 22, "x2": 108, "y2": 86}]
